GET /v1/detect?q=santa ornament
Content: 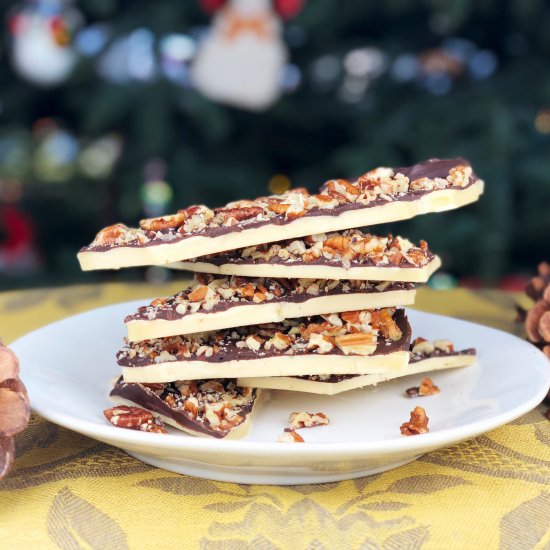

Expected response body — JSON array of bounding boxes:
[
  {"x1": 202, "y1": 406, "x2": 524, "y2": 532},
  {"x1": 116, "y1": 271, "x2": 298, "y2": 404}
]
[
  {"x1": 193, "y1": 0, "x2": 304, "y2": 111},
  {"x1": 8, "y1": 0, "x2": 81, "y2": 87}
]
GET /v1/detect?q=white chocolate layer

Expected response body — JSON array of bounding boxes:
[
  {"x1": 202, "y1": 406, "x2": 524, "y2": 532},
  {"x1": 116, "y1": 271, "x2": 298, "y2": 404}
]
[
  {"x1": 168, "y1": 257, "x2": 441, "y2": 282},
  {"x1": 108, "y1": 394, "x2": 255, "y2": 440},
  {"x1": 121, "y1": 351, "x2": 410, "y2": 384},
  {"x1": 78, "y1": 181, "x2": 483, "y2": 271},
  {"x1": 126, "y1": 288, "x2": 416, "y2": 341},
  {"x1": 237, "y1": 353, "x2": 477, "y2": 395}
]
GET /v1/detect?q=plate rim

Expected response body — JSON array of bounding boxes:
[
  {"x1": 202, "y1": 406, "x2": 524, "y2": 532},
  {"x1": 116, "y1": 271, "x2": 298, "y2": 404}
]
[{"x1": 11, "y1": 300, "x2": 550, "y2": 458}]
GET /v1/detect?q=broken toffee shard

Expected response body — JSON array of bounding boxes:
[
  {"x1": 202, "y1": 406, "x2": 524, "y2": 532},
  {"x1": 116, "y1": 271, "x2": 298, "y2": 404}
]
[
  {"x1": 125, "y1": 274, "x2": 416, "y2": 341},
  {"x1": 78, "y1": 158, "x2": 483, "y2": 271},
  {"x1": 118, "y1": 308, "x2": 412, "y2": 383},
  {"x1": 109, "y1": 377, "x2": 259, "y2": 439}
]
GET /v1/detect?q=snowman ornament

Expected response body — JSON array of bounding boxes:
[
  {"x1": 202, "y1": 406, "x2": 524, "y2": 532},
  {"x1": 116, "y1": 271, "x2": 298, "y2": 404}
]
[
  {"x1": 193, "y1": 0, "x2": 303, "y2": 111},
  {"x1": 8, "y1": 2, "x2": 80, "y2": 87}
]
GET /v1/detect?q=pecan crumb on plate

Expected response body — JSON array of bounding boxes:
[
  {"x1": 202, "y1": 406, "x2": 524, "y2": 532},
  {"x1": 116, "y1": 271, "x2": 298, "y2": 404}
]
[
  {"x1": 289, "y1": 411, "x2": 329, "y2": 429},
  {"x1": 405, "y1": 377, "x2": 440, "y2": 397},
  {"x1": 400, "y1": 406, "x2": 429, "y2": 436},
  {"x1": 277, "y1": 428, "x2": 305, "y2": 443}
]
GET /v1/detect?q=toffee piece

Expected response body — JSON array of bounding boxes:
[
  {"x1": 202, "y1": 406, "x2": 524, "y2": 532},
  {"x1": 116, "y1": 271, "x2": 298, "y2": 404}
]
[
  {"x1": 125, "y1": 273, "x2": 416, "y2": 341},
  {"x1": 110, "y1": 378, "x2": 259, "y2": 439},
  {"x1": 118, "y1": 308, "x2": 412, "y2": 383},
  {"x1": 78, "y1": 158, "x2": 483, "y2": 271}
]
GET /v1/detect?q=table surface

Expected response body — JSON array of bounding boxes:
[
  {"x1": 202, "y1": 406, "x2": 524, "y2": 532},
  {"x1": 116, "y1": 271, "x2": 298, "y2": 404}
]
[{"x1": 1, "y1": 283, "x2": 549, "y2": 550}]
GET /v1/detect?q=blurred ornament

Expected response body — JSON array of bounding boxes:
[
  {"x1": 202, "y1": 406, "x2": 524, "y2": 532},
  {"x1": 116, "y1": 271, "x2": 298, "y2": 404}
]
[
  {"x1": 391, "y1": 54, "x2": 419, "y2": 82},
  {"x1": 193, "y1": 0, "x2": 304, "y2": 110},
  {"x1": 32, "y1": 126, "x2": 79, "y2": 183},
  {"x1": 535, "y1": 109, "x2": 550, "y2": 134},
  {"x1": 140, "y1": 159, "x2": 173, "y2": 218},
  {"x1": 428, "y1": 272, "x2": 457, "y2": 290},
  {"x1": 0, "y1": 133, "x2": 32, "y2": 178},
  {"x1": 267, "y1": 173, "x2": 291, "y2": 194},
  {"x1": 0, "y1": 201, "x2": 40, "y2": 275},
  {"x1": 423, "y1": 72, "x2": 452, "y2": 96},
  {"x1": 339, "y1": 47, "x2": 386, "y2": 103},
  {"x1": 78, "y1": 135, "x2": 122, "y2": 179},
  {"x1": 441, "y1": 38, "x2": 476, "y2": 63},
  {"x1": 499, "y1": 274, "x2": 531, "y2": 292},
  {"x1": 344, "y1": 48, "x2": 386, "y2": 78},
  {"x1": 310, "y1": 54, "x2": 341, "y2": 90},
  {"x1": 159, "y1": 33, "x2": 196, "y2": 86},
  {"x1": 280, "y1": 63, "x2": 301, "y2": 92},
  {"x1": 419, "y1": 48, "x2": 464, "y2": 77},
  {"x1": 8, "y1": 0, "x2": 82, "y2": 86},
  {"x1": 468, "y1": 50, "x2": 497, "y2": 80},
  {"x1": 98, "y1": 28, "x2": 156, "y2": 84},
  {"x1": 75, "y1": 24, "x2": 108, "y2": 57},
  {"x1": 273, "y1": 0, "x2": 304, "y2": 20}
]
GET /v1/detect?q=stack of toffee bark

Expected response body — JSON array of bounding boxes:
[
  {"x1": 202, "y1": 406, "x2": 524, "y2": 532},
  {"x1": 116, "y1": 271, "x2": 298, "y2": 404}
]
[{"x1": 78, "y1": 158, "x2": 482, "y2": 439}]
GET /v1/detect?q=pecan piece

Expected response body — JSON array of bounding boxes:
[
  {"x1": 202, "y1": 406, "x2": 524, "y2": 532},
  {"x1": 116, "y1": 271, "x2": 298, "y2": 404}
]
[
  {"x1": 188, "y1": 285, "x2": 208, "y2": 303},
  {"x1": 268, "y1": 203, "x2": 290, "y2": 215},
  {"x1": 371, "y1": 309, "x2": 402, "y2": 341},
  {"x1": 400, "y1": 406, "x2": 429, "y2": 436},
  {"x1": 104, "y1": 406, "x2": 167, "y2": 434},
  {"x1": 214, "y1": 206, "x2": 264, "y2": 222},
  {"x1": 277, "y1": 428, "x2": 305, "y2": 443},
  {"x1": 406, "y1": 377, "x2": 441, "y2": 397},
  {"x1": 140, "y1": 211, "x2": 187, "y2": 231},
  {"x1": 324, "y1": 236, "x2": 351, "y2": 251},
  {"x1": 289, "y1": 412, "x2": 329, "y2": 429},
  {"x1": 335, "y1": 333, "x2": 376, "y2": 355},
  {"x1": 93, "y1": 223, "x2": 128, "y2": 246}
]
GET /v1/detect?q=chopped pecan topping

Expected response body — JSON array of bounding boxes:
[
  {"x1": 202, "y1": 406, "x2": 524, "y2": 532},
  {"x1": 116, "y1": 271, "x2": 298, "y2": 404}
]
[
  {"x1": 410, "y1": 337, "x2": 462, "y2": 359},
  {"x1": 120, "y1": 308, "x2": 406, "y2": 365},
  {"x1": 411, "y1": 337, "x2": 435, "y2": 355},
  {"x1": 125, "y1": 274, "x2": 412, "y2": 325},
  {"x1": 277, "y1": 428, "x2": 305, "y2": 443},
  {"x1": 85, "y1": 159, "x2": 476, "y2": 249},
  {"x1": 400, "y1": 406, "x2": 430, "y2": 436},
  {"x1": 433, "y1": 340, "x2": 454, "y2": 353},
  {"x1": 194, "y1": 229, "x2": 435, "y2": 270},
  {"x1": 104, "y1": 406, "x2": 167, "y2": 433},
  {"x1": 289, "y1": 411, "x2": 329, "y2": 429}
]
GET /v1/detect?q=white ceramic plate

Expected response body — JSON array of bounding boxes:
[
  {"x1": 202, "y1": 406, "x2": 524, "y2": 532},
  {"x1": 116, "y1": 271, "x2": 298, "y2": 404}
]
[{"x1": 12, "y1": 301, "x2": 550, "y2": 485}]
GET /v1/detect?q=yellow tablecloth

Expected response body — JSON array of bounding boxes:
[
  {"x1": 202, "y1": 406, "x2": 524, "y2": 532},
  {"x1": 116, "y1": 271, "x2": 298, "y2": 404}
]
[{"x1": 1, "y1": 284, "x2": 549, "y2": 549}]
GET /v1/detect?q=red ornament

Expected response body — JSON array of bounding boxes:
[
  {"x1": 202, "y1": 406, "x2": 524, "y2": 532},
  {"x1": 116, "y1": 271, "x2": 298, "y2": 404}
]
[
  {"x1": 274, "y1": 0, "x2": 305, "y2": 19},
  {"x1": 199, "y1": 0, "x2": 227, "y2": 14}
]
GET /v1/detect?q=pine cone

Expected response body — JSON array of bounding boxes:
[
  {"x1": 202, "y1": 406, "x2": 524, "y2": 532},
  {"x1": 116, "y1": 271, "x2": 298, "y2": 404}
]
[
  {"x1": 0, "y1": 341, "x2": 30, "y2": 479},
  {"x1": 524, "y1": 262, "x2": 550, "y2": 359}
]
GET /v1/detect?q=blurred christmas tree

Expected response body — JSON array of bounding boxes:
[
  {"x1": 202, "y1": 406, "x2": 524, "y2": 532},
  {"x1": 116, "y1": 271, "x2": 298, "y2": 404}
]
[{"x1": 1, "y1": 0, "x2": 549, "y2": 289}]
